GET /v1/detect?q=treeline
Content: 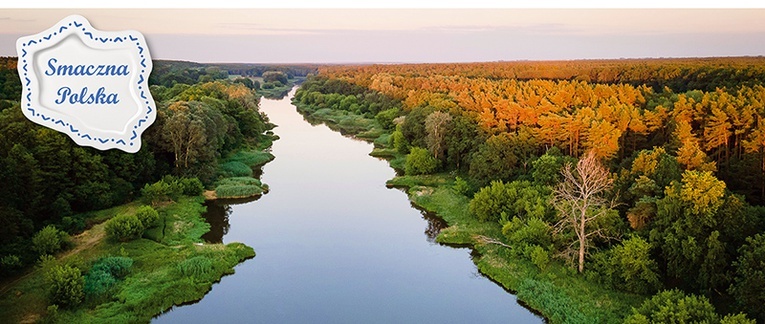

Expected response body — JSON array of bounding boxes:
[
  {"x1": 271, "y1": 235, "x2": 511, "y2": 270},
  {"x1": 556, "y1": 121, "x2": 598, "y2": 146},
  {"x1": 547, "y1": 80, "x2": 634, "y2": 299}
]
[
  {"x1": 0, "y1": 70, "x2": 272, "y2": 275},
  {"x1": 216, "y1": 62, "x2": 318, "y2": 79},
  {"x1": 296, "y1": 57, "x2": 765, "y2": 322},
  {"x1": 149, "y1": 59, "x2": 317, "y2": 88},
  {"x1": 323, "y1": 57, "x2": 765, "y2": 93}
]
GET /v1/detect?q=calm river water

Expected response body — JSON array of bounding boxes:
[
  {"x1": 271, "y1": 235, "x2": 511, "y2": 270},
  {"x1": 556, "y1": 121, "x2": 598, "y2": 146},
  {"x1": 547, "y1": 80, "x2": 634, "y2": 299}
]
[{"x1": 153, "y1": 88, "x2": 543, "y2": 323}]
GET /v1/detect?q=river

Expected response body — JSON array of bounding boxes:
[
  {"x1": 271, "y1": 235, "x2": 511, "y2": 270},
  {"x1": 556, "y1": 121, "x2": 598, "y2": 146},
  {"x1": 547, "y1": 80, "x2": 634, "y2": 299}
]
[{"x1": 153, "y1": 88, "x2": 543, "y2": 323}]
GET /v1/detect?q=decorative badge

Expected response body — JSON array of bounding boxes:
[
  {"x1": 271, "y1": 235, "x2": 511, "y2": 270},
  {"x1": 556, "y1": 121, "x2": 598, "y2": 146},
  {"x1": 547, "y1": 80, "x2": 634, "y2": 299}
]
[{"x1": 16, "y1": 15, "x2": 155, "y2": 153}]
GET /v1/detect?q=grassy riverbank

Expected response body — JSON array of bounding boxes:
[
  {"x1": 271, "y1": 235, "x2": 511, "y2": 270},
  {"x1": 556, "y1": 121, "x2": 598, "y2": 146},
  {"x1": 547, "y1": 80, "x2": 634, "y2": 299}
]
[
  {"x1": 211, "y1": 146, "x2": 275, "y2": 200},
  {"x1": 294, "y1": 99, "x2": 646, "y2": 323},
  {"x1": 0, "y1": 196, "x2": 254, "y2": 323}
]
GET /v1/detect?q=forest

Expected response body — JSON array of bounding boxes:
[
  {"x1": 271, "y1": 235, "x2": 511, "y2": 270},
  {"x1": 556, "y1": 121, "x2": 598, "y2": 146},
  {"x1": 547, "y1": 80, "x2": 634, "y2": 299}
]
[
  {"x1": 0, "y1": 57, "x2": 326, "y2": 322},
  {"x1": 0, "y1": 57, "x2": 319, "y2": 278},
  {"x1": 294, "y1": 57, "x2": 765, "y2": 323}
]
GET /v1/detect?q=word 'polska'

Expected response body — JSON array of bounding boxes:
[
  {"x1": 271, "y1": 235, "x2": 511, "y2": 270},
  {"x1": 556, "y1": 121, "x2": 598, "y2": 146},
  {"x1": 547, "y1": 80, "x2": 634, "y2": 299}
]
[
  {"x1": 55, "y1": 86, "x2": 119, "y2": 105},
  {"x1": 45, "y1": 58, "x2": 130, "y2": 77}
]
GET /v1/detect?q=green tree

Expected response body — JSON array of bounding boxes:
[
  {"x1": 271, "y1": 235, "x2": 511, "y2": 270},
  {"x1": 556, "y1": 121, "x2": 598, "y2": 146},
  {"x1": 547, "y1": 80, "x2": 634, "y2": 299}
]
[
  {"x1": 262, "y1": 71, "x2": 288, "y2": 84},
  {"x1": 610, "y1": 236, "x2": 661, "y2": 294},
  {"x1": 45, "y1": 264, "x2": 84, "y2": 307},
  {"x1": 445, "y1": 114, "x2": 481, "y2": 171},
  {"x1": 405, "y1": 147, "x2": 439, "y2": 175},
  {"x1": 624, "y1": 289, "x2": 719, "y2": 324},
  {"x1": 424, "y1": 111, "x2": 453, "y2": 161},
  {"x1": 32, "y1": 225, "x2": 67, "y2": 256},
  {"x1": 400, "y1": 106, "x2": 433, "y2": 148},
  {"x1": 531, "y1": 147, "x2": 564, "y2": 186},
  {"x1": 650, "y1": 170, "x2": 734, "y2": 292},
  {"x1": 469, "y1": 134, "x2": 519, "y2": 186},
  {"x1": 731, "y1": 234, "x2": 765, "y2": 322}
]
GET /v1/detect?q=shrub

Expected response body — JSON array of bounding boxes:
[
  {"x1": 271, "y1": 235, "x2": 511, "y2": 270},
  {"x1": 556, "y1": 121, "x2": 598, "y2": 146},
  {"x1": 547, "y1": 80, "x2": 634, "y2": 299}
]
[
  {"x1": 84, "y1": 257, "x2": 133, "y2": 297},
  {"x1": 502, "y1": 217, "x2": 552, "y2": 250},
  {"x1": 721, "y1": 313, "x2": 756, "y2": 324},
  {"x1": 134, "y1": 206, "x2": 160, "y2": 228},
  {"x1": 61, "y1": 216, "x2": 86, "y2": 233},
  {"x1": 105, "y1": 214, "x2": 145, "y2": 242},
  {"x1": 405, "y1": 147, "x2": 439, "y2": 175},
  {"x1": 453, "y1": 176, "x2": 471, "y2": 196},
  {"x1": 179, "y1": 177, "x2": 204, "y2": 196},
  {"x1": 470, "y1": 181, "x2": 512, "y2": 222},
  {"x1": 470, "y1": 180, "x2": 553, "y2": 223},
  {"x1": 84, "y1": 268, "x2": 117, "y2": 297},
  {"x1": 91, "y1": 256, "x2": 133, "y2": 279},
  {"x1": 375, "y1": 107, "x2": 399, "y2": 130},
  {"x1": 33, "y1": 225, "x2": 67, "y2": 255},
  {"x1": 1, "y1": 255, "x2": 22, "y2": 274},
  {"x1": 529, "y1": 245, "x2": 550, "y2": 271},
  {"x1": 141, "y1": 180, "x2": 172, "y2": 206},
  {"x1": 392, "y1": 129, "x2": 410, "y2": 154},
  {"x1": 45, "y1": 264, "x2": 84, "y2": 307},
  {"x1": 37, "y1": 254, "x2": 57, "y2": 272}
]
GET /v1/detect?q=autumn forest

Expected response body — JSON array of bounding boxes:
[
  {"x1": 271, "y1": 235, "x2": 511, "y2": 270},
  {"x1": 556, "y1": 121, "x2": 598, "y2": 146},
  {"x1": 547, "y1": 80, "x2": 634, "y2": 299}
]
[{"x1": 293, "y1": 57, "x2": 765, "y2": 323}]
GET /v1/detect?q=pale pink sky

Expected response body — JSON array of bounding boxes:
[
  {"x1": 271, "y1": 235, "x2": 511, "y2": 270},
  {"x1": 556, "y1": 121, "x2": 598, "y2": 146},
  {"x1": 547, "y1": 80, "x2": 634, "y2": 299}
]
[{"x1": 2, "y1": 9, "x2": 764, "y2": 63}]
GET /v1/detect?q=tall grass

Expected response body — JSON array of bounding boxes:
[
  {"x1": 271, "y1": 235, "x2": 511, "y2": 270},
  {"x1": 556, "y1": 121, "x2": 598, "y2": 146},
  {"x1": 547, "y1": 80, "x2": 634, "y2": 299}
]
[
  {"x1": 218, "y1": 161, "x2": 253, "y2": 177},
  {"x1": 214, "y1": 177, "x2": 266, "y2": 199}
]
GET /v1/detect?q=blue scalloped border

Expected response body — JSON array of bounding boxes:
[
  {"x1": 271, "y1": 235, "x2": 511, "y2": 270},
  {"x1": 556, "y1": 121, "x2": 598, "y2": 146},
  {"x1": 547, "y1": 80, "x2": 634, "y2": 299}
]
[{"x1": 19, "y1": 18, "x2": 153, "y2": 148}]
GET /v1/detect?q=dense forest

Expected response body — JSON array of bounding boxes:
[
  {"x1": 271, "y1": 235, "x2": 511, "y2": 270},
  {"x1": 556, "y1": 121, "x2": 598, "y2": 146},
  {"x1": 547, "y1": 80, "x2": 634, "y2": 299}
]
[
  {"x1": 0, "y1": 57, "x2": 317, "y2": 276},
  {"x1": 294, "y1": 57, "x2": 765, "y2": 323}
]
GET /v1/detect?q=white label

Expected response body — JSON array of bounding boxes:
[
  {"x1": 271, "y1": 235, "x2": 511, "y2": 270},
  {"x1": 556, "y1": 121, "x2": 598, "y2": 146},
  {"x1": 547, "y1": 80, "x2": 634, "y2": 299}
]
[{"x1": 16, "y1": 15, "x2": 155, "y2": 153}]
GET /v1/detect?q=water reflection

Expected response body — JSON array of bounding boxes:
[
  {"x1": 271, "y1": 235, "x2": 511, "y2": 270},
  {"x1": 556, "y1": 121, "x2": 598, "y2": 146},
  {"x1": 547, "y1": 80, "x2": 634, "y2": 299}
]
[
  {"x1": 409, "y1": 202, "x2": 448, "y2": 243},
  {"x1": 201, "y1": 196, "x2": 261, "y2": 243}
]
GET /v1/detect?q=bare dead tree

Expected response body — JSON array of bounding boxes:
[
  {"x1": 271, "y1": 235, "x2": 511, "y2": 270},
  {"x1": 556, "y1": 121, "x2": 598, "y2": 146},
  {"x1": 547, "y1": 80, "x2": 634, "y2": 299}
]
[
  {"x1": 552, "y1": 150, "x2": 616, "y2": 273},
  {"x1": 425, "y1": 111, "x2": 452, "y2": 160}
]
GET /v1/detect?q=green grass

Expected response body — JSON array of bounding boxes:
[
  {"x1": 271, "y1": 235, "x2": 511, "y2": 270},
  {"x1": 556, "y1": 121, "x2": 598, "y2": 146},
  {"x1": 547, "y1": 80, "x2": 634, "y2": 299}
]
[
  {"x1": 370, "y1": 148, "x2": 397, "y2": 158},
  {"x1": 0, "y1": 196, "x2": 255, "y2": 323}
]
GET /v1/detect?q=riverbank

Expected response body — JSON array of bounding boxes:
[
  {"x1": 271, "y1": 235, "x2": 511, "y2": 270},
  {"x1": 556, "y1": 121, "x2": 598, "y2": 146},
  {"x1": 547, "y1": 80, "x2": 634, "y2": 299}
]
[
  {"x1": 0, "y1": 116, "x2": 277, "y2": 324},
  {"x1": 0, "y1": 196, "x2": 255, "y2": 323},
  {"x1": 293, "y1": 100, "x2": 645, "y2": 323},
  {"x1": 209, "y1": 145, "x2": 276, "y2": 200}
]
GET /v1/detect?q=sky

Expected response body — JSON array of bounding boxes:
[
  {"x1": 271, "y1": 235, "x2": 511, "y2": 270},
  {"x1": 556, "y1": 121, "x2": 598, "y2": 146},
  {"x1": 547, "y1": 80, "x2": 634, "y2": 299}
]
[{"x1": 1, "y1": 9, "x2": 765, "y2": 63}]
